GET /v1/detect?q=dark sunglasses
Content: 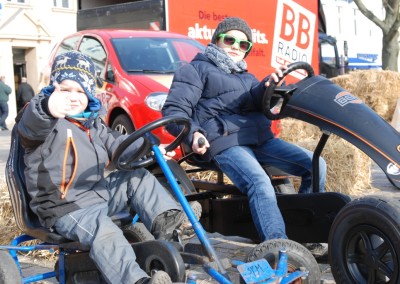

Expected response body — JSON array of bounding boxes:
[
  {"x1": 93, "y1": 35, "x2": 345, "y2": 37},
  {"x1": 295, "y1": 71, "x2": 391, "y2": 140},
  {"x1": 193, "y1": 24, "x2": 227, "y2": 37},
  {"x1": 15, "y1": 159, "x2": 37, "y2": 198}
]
[{"x1": 218, "y1": 33, "x2": 253, "y2": 52}]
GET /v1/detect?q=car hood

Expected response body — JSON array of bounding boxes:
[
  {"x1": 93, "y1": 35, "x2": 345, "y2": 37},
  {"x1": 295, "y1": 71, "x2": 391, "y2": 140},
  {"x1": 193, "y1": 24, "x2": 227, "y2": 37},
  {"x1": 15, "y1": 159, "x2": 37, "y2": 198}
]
[{"x1": 129, "y1": 73, "x2": 174, "y2": 92}]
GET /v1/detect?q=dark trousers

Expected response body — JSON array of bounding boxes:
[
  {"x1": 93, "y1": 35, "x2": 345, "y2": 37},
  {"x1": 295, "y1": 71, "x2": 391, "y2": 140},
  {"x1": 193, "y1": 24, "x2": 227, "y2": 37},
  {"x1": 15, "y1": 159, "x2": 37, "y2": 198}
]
[{"x1": 0, "y1": 102, "x2": 9, "y2": 129}]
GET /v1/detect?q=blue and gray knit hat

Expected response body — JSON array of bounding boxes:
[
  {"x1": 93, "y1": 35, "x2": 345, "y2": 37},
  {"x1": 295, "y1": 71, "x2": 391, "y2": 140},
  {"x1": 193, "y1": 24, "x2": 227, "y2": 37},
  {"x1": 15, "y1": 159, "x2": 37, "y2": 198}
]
[{"x1": 49, "y1": 51, "x2": 101, "y2": 112}]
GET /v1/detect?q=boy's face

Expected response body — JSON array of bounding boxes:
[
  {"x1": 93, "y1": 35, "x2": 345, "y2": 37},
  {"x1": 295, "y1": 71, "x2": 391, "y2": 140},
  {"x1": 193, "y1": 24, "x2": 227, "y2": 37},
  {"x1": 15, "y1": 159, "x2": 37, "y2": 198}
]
[
  {"x1": 217, "y1": 30, "x2": 248, "y2": 63},
  {"x1": 57, "y1": 79, "x2": 89, "y2": 116}
]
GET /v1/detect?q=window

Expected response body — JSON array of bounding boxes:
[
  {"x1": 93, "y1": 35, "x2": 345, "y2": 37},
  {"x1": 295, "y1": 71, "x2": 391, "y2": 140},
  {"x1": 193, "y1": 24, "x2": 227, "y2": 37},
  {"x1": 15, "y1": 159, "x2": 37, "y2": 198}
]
[
  {"x1": 56, "y1": 36, "x2": 81, "y2": 57},
  {"x1": 6, "y1": 0, "x2": 27, "y2": 3},
  {"x1": 53, "y1": 0, "x2": 69, "y2": 8},
  {"x1": 78, "y1": 37, "x2": 107, "y2": 78}
]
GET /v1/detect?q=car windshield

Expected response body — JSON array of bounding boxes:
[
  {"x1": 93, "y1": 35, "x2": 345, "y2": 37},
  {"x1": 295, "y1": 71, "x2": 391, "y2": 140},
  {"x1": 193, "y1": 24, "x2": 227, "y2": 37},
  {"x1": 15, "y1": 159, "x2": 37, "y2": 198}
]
[{"x1": 112, "y1": 37, "x2": 204, "y2": 73}]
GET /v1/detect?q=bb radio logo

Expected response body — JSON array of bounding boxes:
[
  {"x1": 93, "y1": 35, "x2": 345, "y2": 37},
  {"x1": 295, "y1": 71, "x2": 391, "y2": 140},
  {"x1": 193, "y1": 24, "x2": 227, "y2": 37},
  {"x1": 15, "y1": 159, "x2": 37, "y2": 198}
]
[{"x1": 271, "y1": 0, "x2": 316, "y2": 79}]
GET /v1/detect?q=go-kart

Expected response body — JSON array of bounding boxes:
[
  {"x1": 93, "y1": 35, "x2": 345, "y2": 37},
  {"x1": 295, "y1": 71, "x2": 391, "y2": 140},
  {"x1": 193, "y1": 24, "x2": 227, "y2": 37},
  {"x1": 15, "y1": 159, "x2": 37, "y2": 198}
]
[
  {"x1": 176, "y1": 61, "x2": 400, "y2": 283},
  {"x1": 0, "y1": 115, "x2": 310, "y2": 283}
]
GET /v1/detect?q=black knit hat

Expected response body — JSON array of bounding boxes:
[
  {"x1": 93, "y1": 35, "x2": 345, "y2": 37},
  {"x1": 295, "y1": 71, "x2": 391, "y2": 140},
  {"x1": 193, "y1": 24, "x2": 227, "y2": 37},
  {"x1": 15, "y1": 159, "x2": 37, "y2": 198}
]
[{"x1": 211, "y1": 17, "x2": 253, "y2": 57}]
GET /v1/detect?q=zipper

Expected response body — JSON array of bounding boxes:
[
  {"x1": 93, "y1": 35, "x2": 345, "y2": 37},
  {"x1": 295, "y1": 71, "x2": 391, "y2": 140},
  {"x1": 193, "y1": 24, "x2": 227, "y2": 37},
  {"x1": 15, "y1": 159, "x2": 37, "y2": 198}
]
[{"x1": 60, "y1": 129, "x2": 78, "y2": 199}]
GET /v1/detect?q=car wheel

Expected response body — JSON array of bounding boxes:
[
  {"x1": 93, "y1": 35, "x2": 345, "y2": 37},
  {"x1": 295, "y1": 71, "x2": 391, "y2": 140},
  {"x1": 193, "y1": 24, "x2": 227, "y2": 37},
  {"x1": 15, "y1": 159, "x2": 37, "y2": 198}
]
[
  {"x1": 122, "y1": 222, "x2": 155, "y2": 243},
  {"x1": 246, "y1": 239, "x2": 321, "y2": 283},
  {"x1": 111, "y1": 114, "x2": 134, "y2": 134},
  {"x1": 329, "y1": 195, "x2": 400, "y2": 284},
  {"x1": 0, "y1": 250, "x2": 22, "y2": 284}
]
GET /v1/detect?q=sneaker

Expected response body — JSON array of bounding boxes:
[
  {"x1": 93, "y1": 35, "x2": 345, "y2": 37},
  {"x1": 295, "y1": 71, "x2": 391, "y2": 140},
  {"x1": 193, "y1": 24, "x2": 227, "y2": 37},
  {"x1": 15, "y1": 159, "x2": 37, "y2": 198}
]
[
  {"x1": 151, "y1": 210, "x2": 186, "y2": 241},
  {"x1": 136, "y1": 270, "x2": 172, "y2": 284},
  {"x1": 178, "y1": 201, "x2": 202, "y2": 240},
  {"x1": 303, "y1": 243, "x2": 328, "y2": 258}
]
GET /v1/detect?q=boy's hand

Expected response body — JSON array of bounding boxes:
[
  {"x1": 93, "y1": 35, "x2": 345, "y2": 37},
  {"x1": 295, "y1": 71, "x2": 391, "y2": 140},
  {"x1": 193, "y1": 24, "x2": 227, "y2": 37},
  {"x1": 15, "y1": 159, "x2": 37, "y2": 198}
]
[
  {"x1": 265, "y1": 65, "x2": 288, "y2": 87},
  {"x1": 159, "y1": 144, "x2": 176, "y2": 160},
  {"x1": 192, "y1": 132, "x2": 209, "y2": 155},
  {"x1": 48, "y1": 83, "x2": 72, "y2": 118}
]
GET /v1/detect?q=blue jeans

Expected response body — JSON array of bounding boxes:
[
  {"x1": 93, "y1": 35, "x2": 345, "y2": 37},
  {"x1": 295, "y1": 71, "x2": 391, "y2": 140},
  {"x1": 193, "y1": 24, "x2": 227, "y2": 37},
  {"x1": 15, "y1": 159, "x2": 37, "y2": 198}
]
[
  {"x1": 0, "y1": 102, "x2": 8, "y2": 129},
  {"x1": 213, "y1": 138, "x2": 326, "y2": 241}
]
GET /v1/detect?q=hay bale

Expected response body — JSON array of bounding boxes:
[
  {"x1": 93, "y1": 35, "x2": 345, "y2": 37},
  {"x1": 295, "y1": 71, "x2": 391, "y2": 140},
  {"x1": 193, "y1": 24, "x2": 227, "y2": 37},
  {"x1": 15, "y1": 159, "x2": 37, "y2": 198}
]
[
  {"x1": 280, "y1": 118, "x2": 376, "y2": 196},
  {"x1": 331, "y1": 70, "x2": 400, "y2": 121},
  {"x1": 278, "y1": 70, "x2": 400, "y2": 196},
  {"x1": 0, "y1": 182, "x2": 22, "y2": 244}
]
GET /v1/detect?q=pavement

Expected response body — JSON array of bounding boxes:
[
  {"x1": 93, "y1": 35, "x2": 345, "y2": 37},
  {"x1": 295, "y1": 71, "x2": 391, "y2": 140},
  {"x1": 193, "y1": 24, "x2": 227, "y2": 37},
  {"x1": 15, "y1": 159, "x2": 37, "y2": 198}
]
[
  {"x1": 0, "y1": 123, "x2": 13, "y2": 182},
  {"x1": 0, "y1": 123, "x2": 399, "y2": 283}
]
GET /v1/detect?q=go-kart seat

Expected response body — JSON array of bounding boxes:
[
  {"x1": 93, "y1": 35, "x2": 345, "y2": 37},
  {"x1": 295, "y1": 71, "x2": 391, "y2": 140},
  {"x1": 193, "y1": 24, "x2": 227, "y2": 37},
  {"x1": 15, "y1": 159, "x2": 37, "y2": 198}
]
[{"x1": 5, "y1": 124, "x2": 132, "y2": 245}]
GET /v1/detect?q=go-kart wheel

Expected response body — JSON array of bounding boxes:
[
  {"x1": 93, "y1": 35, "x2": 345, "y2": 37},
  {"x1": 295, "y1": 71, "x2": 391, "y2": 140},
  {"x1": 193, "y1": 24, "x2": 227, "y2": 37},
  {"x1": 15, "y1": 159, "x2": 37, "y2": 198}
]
[
  {"x1": 245, "y1": 239, "x2": 321, "y2": 283},
  {"x1": 329, "y1": 195, "x2": 400, "y2": 283},
  {"x1": 0, "y1": 250, "x2": 22, "y2": 284},
  {"x1": 263, "y1": 61, "x2": 314, "y2": 120},
  {"x1": 133, "y1": 240, "x2": 186, "y2": 282},
  {"x1": 112, "y1": 116, "x2": 190, "y2": 170},
  {"x1": 123, "y1": 222, "x2": 155, "y2": 243}
]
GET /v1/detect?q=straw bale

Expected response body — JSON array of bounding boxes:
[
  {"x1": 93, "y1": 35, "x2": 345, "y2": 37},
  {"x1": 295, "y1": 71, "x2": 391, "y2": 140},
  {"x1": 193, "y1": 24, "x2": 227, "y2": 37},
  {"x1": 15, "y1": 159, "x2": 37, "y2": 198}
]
[
  {"x1": 278, "y1": 70, "x2": 400, "y2": 196},
  {"x1": 331, "y1": 70, "x2": 400, "y2": 121},
  {"x1": 0, "y1": 182, "x2": 21, "y2": 244},
  {"x1": 280, "y1": 118, "x2": 375, "y2": 196}
]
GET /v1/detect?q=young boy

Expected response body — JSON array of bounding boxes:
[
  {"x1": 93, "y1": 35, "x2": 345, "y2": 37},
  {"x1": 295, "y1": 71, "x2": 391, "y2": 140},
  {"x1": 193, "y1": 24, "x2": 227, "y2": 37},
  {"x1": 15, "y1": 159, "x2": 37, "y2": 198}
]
[{"x1": 18, "y1": 51, "x2": 184, "y2": 284}]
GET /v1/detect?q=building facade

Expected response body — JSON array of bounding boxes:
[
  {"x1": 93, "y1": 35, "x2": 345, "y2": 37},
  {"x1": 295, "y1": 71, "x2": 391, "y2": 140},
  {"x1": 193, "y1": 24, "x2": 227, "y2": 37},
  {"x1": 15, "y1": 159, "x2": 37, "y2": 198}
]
[
  {"x1": 0, "y1": 0, "x2": 77, "y2": 126},
  {"x1": 321, "y1": 0, "x2": 383, "y2": 70}
]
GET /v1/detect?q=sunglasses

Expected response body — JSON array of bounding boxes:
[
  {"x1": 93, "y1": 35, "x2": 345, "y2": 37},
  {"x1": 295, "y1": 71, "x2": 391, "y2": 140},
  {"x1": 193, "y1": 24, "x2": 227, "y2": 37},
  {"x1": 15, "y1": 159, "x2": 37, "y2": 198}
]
[{"x1": 218, "y1": 33, "x2": 253, "y2": 52}]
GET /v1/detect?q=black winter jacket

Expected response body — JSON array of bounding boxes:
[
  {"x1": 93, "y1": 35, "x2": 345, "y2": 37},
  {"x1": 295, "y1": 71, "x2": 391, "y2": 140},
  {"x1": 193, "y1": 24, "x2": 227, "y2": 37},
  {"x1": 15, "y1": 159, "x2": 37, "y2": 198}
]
[{"x1": 162, "y1": 53, "x2": 274, "y2": 161}]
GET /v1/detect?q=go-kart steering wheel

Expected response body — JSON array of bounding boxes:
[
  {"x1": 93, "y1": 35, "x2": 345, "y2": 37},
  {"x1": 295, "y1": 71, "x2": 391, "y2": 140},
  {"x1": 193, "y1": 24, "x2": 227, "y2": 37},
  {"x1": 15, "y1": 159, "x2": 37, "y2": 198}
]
[
  {"x1": 262, "y1": 61, "x2": 314, "y2": 120},
  {"x1": 112, "y1": 116, "x2": 190, "y2": 170}
]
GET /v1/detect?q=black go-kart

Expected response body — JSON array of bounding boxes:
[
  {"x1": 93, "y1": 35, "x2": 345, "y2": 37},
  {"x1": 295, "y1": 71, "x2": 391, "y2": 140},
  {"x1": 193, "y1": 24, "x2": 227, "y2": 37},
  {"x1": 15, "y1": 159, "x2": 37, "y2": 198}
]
[{"x1": 174, "y1": 61, "x2": 400, "y2": 284}]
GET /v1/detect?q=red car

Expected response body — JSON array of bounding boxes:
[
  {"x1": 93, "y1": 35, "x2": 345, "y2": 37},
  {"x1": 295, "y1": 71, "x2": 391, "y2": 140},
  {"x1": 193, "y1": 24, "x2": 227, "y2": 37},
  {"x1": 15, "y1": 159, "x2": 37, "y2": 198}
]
[{"x1": 49, "y1": 29, "x2": 280, "y2": 157}]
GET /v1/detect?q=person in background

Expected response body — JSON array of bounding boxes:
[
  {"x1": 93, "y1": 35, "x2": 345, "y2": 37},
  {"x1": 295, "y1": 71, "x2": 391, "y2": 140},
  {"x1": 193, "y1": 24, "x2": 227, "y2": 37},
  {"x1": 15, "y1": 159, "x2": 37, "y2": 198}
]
[
  {"x1": 18, "y1": 51, "x2": 185, "y2": 284},
  {"x1": 162, "y1": 17, "x2": 327, "y2": 255},
  {"x1": 16, "y1": 77, "x2": 35, "y2": 112},
  {"x1": 0, "y1": 75, "x2": 12, "y2": 131}
]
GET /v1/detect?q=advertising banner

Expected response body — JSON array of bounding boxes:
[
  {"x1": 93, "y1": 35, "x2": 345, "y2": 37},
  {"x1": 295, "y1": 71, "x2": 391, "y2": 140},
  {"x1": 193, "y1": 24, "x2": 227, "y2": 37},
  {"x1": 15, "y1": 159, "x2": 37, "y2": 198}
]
[{"x1": 166, "y1": 0, "x2": 318, "y2": 80}]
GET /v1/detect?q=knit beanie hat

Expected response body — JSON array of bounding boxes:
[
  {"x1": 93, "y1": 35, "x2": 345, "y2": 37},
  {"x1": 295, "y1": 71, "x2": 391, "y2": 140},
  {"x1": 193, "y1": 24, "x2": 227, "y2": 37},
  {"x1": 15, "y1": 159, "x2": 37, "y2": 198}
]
[
  {"x1": 211, "y1": 17, "x2": 253, "y2": 57},
  {"x1": 49, "y1": 51, "x2": 101, "y2": 112}
]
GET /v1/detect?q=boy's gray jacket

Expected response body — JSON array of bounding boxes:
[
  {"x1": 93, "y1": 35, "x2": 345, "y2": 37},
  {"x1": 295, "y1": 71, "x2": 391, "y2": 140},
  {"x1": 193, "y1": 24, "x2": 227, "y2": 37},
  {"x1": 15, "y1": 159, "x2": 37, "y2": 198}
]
[{"x1": 18, "y1": 94, "x2": 142, "y2": 228}]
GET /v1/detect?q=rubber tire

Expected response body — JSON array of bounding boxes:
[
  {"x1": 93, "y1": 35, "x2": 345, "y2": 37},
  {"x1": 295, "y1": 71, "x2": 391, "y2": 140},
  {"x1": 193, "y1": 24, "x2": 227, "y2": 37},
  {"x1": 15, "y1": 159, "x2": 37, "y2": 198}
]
[
  {"x1": 122, "y1": 222, "x2": 155, "y2": 243},
  {"x1": 329, "y1": 195, "x2": 400, "y2": 284},
  {"x1": 0, "y1": 250, "x2": 22, "y2": 284},
  {"x1": 246, "y1": 239, "x2": 321, "y2": 283},
  {"x1": 111, "y1": 114, "x2": 134, "y2": 134}
]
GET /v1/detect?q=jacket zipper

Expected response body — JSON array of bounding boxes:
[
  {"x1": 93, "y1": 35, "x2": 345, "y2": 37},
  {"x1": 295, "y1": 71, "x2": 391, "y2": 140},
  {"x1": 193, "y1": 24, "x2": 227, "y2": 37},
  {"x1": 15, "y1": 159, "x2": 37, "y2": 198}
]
[{"x1": 60, "y1": 129, "x2": 78, "y2": 199}]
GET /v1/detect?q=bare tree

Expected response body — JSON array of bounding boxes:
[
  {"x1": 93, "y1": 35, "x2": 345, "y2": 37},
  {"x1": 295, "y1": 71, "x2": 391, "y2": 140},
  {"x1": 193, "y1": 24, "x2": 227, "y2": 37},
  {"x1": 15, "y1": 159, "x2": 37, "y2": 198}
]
[{"x1": 353, "y1": 0, "x2": 400, "y2": 71}]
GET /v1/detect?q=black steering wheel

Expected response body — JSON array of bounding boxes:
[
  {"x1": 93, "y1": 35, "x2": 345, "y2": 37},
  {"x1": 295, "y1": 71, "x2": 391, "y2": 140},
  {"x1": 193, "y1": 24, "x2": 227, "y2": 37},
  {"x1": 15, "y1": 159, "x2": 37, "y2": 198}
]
[
  {"x1": 112, "y1": 116, "x2": 190, "y2": 170},
  {"x1": 262, "y1": 61, "x2": 314, "y2": 120}
]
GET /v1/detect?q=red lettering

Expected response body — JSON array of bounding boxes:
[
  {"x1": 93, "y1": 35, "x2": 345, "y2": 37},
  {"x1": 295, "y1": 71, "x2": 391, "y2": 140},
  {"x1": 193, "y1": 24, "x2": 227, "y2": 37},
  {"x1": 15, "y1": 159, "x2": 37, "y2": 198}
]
[
  {"x1": 280, "y1": 4, "x2": 295, "y2": 41},
  {"x1": 297, "y1": 13, "x2": 310, "y2": 49}
]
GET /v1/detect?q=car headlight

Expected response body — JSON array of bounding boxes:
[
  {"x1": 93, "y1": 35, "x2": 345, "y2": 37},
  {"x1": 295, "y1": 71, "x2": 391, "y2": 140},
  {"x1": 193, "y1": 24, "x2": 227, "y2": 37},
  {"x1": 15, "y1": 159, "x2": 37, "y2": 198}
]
[{"x1": 145, "y1": 92, "x2": 168, "y2": 111}]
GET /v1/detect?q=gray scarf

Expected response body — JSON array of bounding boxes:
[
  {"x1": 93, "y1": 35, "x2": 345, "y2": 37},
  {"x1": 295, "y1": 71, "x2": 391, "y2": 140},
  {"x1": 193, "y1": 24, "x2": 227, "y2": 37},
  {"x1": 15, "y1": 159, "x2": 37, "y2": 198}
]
[{"x1": 204, "y1": 43, "x2": 247, "y2": 74}]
